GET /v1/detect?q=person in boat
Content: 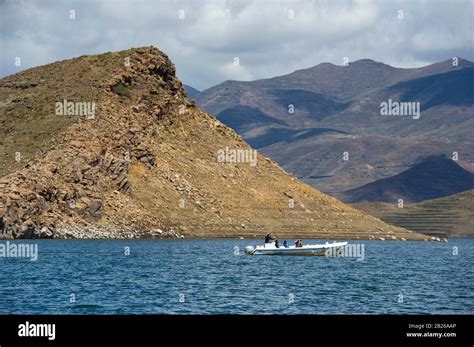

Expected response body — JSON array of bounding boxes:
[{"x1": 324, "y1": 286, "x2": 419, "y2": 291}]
[
  {"x1": 295, "y1": 239, "x2": 303, "y2": 247},
  {"x1": 275, "y1": 240, "x2": 280, "y2": 248},
  {"x1": 283, "y1": 240, "x2": 288, "y2": 248},
  {"x1": 264, "y1": 233, "x2": 275, "y2": 244}
]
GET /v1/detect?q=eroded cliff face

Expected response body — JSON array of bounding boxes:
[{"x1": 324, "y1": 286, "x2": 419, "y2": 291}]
[{"x1": 0, "y1": 47, "x2": 425, "y2": 240}]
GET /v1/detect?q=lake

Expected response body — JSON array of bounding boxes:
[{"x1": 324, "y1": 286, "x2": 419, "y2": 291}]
[{"x1": 1, "y1": 239, "x2": 473, "y2": 314}]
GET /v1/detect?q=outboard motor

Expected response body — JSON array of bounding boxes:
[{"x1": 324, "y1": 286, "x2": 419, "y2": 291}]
[{"x1": 245, "y1": 246, "x2": 255, "y2": 255}]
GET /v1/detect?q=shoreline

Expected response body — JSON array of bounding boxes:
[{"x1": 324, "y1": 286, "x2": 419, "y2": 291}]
[
  {"x1": 1, "y1": 223, "x2": 452, "y2": 242},
  {"x1": 0, "y1": 234, "x2": 452, "y2": 242}
]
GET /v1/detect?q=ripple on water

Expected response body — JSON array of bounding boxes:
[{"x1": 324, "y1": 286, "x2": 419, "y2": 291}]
[{"x1": 0, "y1": 239, "x2": 473, "y2": 314}]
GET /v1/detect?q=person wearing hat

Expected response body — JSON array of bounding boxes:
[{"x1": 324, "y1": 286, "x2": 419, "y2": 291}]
[{"x1": 264, "y1": 232, "x2": 275, "y2": 244}]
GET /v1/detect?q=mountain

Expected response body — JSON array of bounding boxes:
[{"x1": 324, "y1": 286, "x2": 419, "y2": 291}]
[
  {"x1": 196, "y1": 58, "x2": 474, "y2": 196},
  {"x1": 341, "y1": 156, "x2": 474, "y2": 203},
  {"x1": 183, "y1": 85, "x2": 200, "y2": 100},
  {"x1": 354, "y1": 190, "x2": 474, "y2": 237},
  {"x1": 0, "y1": 47, "x2": 424, "y2": 240},
  {"x1": 197, "y1": 58, "x2": 473, "y2": 133}
]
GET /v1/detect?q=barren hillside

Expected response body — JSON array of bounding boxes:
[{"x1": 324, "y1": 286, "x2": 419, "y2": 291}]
[{"x1": 0, "y1": 47, "x2": 426, "y2": 240}]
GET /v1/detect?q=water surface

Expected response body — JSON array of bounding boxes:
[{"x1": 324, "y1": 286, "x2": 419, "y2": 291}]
[{"x1": 1, "y1": 239, "x2": 473, "y2": 314}]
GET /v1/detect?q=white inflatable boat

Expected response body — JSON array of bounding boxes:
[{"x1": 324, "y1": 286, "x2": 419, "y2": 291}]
[{"x1": 245, "y1": 241, "x2": 348, "y2": 256}]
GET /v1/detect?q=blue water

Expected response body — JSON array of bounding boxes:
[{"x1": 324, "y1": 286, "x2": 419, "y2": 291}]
[{"x1": 0, "y1": 239, "x2": 473, "y2": 314}]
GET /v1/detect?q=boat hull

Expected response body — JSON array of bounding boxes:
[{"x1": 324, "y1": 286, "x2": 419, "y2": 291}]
[{"x1": 246, "y1": 242, "x2": 348, "y2": 256}]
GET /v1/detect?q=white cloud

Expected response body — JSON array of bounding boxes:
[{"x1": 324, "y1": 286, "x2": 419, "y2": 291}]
[{"x1": 0, "y1": 0, "x2": 472, "y2": 90}]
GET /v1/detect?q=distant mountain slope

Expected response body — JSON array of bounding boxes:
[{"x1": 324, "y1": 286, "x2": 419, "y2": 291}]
[
  {"x1": 183, "y1": 85, "x2": 200, "y2": 100},
  {"x1": 341, "y1": 156, "x2": 474, "y2": 203},
  {"x1": 216, "y1": 105, "x2": 288, "y2": 133},
  {"x1": 354, "y1": 189, "x2": 474, "y2": 237},
  {"x1": 261, "y1": 133, "x2": 474, "y2": 195},
  {"x1": 246, "y1": 127, "x2": 348, "y2": 149},
  {"x1": 196, "y1": 58, "x2": 474, "y2": 197}
]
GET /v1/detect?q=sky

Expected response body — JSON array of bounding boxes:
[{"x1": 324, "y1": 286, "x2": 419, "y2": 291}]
[{"x1": 0, "y1": 0, "x2": 473, "y2": 90}]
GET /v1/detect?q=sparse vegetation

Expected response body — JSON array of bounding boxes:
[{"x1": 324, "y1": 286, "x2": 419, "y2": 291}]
[
  {"x1": 0, "y1": 47, "x2": 427, "y2": 240},
  {"x1": 112, "y1": 82, "x2": 132, "y2": 98}
]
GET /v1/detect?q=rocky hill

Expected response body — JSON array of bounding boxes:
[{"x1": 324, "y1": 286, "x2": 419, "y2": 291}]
[{"x1": 0, "y1": 47, "x2": 425, "y2": 240}]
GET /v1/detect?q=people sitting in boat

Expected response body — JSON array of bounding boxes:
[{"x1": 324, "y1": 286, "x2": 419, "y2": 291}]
[
  {"x1": 264, "y1": 233, "x2": 275, "y2": 243},
  {"x1": 275, "y1": 240, "x2": 280, "y2": 248},
  {"x1": 283, "y1": 240, "x2": 288, "y2": 248},
  {"x1": 295, "y1": 239, "x2": 303, "y2": 247}
]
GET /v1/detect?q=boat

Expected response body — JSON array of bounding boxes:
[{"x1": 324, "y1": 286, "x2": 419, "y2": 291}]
[{"x1": 244, "y1": 241, "x2": 348, "y2": 256}]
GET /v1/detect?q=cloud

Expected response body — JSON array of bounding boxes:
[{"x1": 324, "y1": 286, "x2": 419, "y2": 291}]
[{"x1": 0, "y1": 0, "x2": 472, "y2": 90}]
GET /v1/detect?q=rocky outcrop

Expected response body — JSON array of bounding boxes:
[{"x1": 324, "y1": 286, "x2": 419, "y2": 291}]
[
  {"x1": 0, "y1": 47, "x2": 428, "y2": 240},
  {"x1": 0, "y1": 47, "x2": 179, "y2": 238}
]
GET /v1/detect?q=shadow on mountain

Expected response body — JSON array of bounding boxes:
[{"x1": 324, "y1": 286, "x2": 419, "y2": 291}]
[
  {"x1": 270, "y1": 89, "x2": 348, "y2": 121},
  {"x1": 216, "y1": 105, "x2": 288, "y2": 133},
  {"x1": 390, "y1": 68, "x2": 474, "y2": 110},
  {"x1": 342, "y1": 155, "x2": 474, "y2": 203},
  {"x1": 247, "y1": 127, "x2": 348, "y2": 149}
]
